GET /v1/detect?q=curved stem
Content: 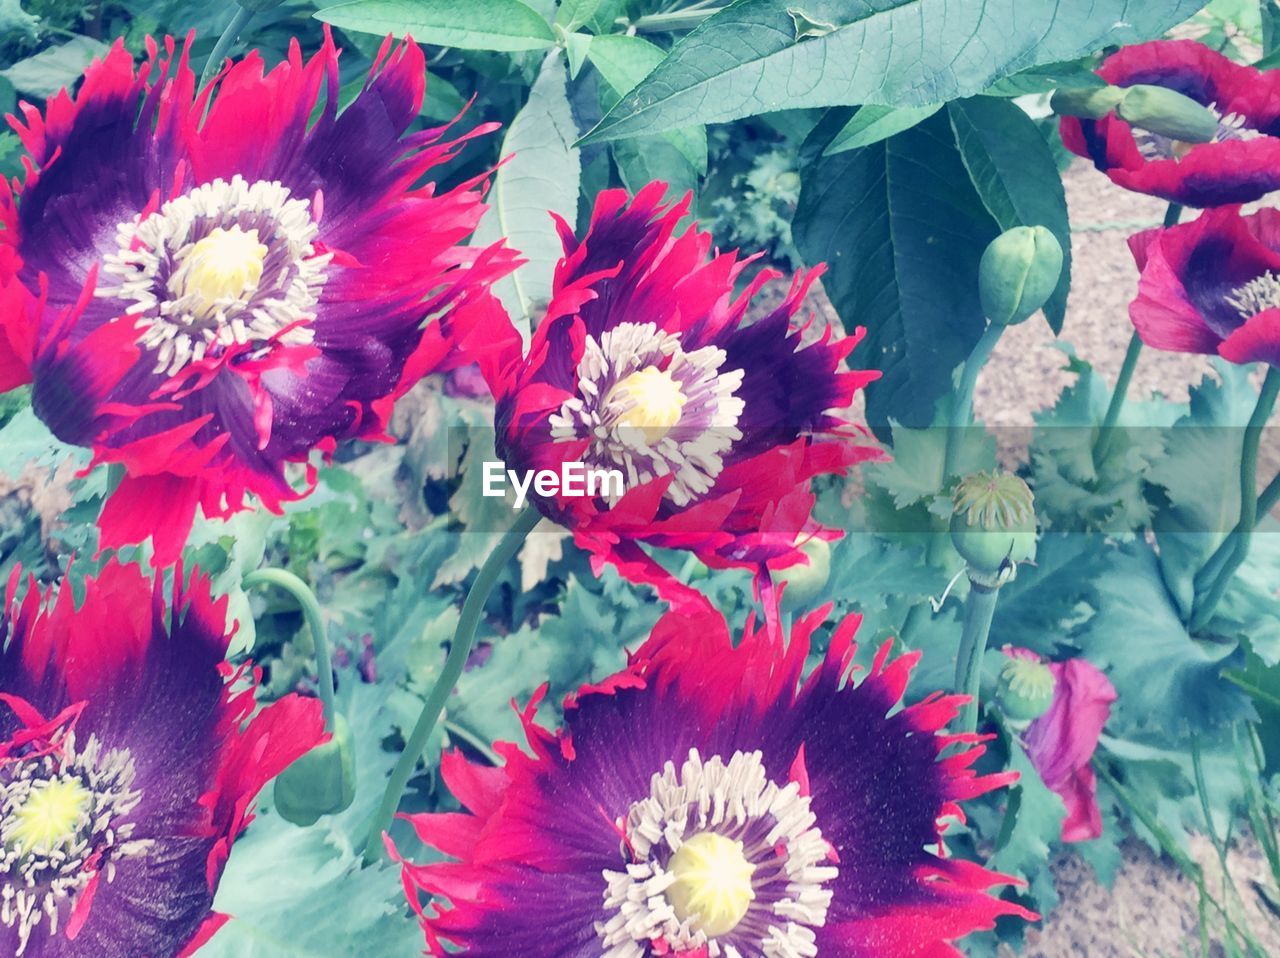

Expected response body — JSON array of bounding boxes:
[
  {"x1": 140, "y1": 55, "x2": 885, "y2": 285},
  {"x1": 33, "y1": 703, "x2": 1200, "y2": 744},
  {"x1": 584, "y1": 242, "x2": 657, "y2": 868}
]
[
  {"x1": 942, "y1": 323, "x2": 1004, "y2": 483},
  {"x1": 243, "y1": 568, "x2": 337, "y2": 729},
  {"x1": 200, "y1": 5, "x2": 254, "y2": 89},
  {"x1": 1257, "y1": 470, "x2": 1280, "y2": 521},
  {"x1": 1190, "y1": 366, "x2": 1280, "y2": 632},
  {"x1": 363, "y1": 506, "x2": 541, "y2": 864},
  {"x1": 955, "y1": 583, "x2": 1000, "y2": 735},
  {"x1": 1092, "y1": 203, "x2": 1180, "y2": 466},
  {"x1": 903, "y1": 323, "x2": 1002, "y2": 643}
]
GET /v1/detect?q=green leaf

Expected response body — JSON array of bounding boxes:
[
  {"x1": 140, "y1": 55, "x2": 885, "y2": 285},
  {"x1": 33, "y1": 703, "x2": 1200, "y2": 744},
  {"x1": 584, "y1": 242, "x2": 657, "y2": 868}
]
[
  {"x1": 0, "y1": 0, "x2": 37, "y2": 39},
  {"x1": 315, "y1": 0, "x2": 556, "y2": 51},
  {"x1": 556, "y1": 0, "x2": 601, "y2": 31},
  {"x1": 471, "y1": 51, "x2": 581, "y2": 336},
  {"x1": 588, "y1": 34, "x2": 708, "y2": 175},
  {"x1": 1, "y1": 36, "x2": 108, "y2": 99},
  {"x1": 947, "y1": 96, "x2": 1071, "y2": 332},
  {"x1": 0, "y1": 407, "x2": 86, "y2": 481},
  {"x1": 990, "y1": 533, "x2": 1107, "y2": 657},
  {"x1": 989, "y1": 733, "x2": 1066, "y2": 881},
  {"x1": 1075, "y1": 542, "x2": 1250, "y2": 737},
  {"x1": 793, "y1": 110, "x2": 1000, "y2": 429},
  {"x1": 822, "y1": 102, "x2": 942, "y2": 155},
  {"x1": 579, "y1": 0, "x2": 1202, "y2": 143},
  {"x1": 983, "y1": 59, "x2": 1107, "y2": 97}
]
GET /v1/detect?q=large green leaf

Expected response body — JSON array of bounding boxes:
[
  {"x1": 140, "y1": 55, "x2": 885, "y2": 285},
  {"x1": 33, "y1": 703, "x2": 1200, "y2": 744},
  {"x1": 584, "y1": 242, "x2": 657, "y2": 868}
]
[
  {"x1": 793, "y1": 110, "x2": 999, "y2": 429},
  {"x1": 471, "y1": 51, "x2": 581, "y2": 337},
  {"x1": 947, "y1": 96, "x2": 1071, "y2": 332},
  {"x1": 315, "y1": 0, "x2": 556, "y2": 51},
  {"x1": 579, "y1": 0, "x2": 1202, "y2": 143},
  {"x1": 1, "y1": 36, "x2": 108, "y2": 99}
]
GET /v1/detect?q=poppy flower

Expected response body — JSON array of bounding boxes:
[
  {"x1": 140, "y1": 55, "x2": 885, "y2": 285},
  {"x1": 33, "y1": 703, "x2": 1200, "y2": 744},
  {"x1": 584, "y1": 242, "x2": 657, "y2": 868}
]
[
  {"x1": 1128, "y1": 205, "x2": 1280, "y2": 365},
  {"x1": 1060, "y1": 39, "x2": 1280, "y2": 207},
  {"x1": 393, "y1": 603, "x2": 1035, "y2": 956},
  {"x1": 0, "y1": 32, "x2": 513, "y2": 565},
  {"x1": 465, "y1": 183, "x2": 879, "y2": 603},
  {"x1": 1004, "y1": 649, "x2": 1117, "y2": 843},
  {"x1": 0, "y1": 559, "x2": 325, "y2": 955}
]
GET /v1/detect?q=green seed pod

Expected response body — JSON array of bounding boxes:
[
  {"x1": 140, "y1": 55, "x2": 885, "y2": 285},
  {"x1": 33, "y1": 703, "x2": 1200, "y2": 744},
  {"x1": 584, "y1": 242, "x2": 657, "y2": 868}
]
[
  {"x1": 1050, "y1": 85, "x2": 1125, "y2": 120},
  {"x1": 776, "y1": 536, "x2": 832, "y2": 611},
  {"x1": 1116, "y1": 84, "x2": 1219, "y2": 144},
  {"x1": 978, "y1": 226, "x2": 1064, "y2": 326},
  {"x1": 997, "y1": 655, "x2": 1056, "y2": 723},
  {"x1": 950, "y1": 471, "x2": 1037, "y2": 585},
  {"x1": 275, "y1": 714, "x2": 356, "y2": 827}
]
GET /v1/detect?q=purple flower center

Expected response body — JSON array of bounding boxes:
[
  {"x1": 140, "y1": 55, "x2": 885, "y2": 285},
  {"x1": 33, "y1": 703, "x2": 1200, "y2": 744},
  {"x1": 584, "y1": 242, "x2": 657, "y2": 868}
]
[
  {"x1": 598, "y1": 749, "x2": 836, "y2": 957},
  {"x1": 0, "y1": 733, "x2": 147, "y2": 955},
  {"x1": 96, "y1": 175, "x2": 331, "y2": 376},
  {"x1": 549, "y1": 322, "x2": 745, "y2": 506}
]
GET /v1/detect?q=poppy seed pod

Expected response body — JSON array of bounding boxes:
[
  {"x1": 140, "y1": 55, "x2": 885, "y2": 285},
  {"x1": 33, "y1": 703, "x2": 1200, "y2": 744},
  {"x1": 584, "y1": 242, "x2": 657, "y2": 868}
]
[
  {"x1": 1116, "y1": 84, "x2": 1220, "y2": 144},
  {"x1": 275, "y1": 713, "x2": 357, "y2": 827},
  {"x1": 950, "y1": 471, "x2": 1037, "y2": 586},
  {"x1": 777, "y1": 535, "x2": 832, "y2": 610},
  {"x1": 997, "y1": 655, "x2": 1056, "y2": 724},
  {"x1": 978, "y1": 227, "x2": 1064, "y2": 326}
]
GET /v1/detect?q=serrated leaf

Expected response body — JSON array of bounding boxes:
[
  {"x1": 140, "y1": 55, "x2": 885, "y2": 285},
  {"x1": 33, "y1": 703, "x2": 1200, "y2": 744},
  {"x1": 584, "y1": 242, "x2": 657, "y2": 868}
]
[
  {"x1": 0, "y1": 0, "x2": 37, "y2": 38},
  {"x1": 947, "y1": 96, "x2": 1071, "y2": 332},
  {"x1": 989, "y1": 734, "x2": 1066, "y2": 880},
  {"x1": 472, "y1": 51, "x2": 580, "y2": 337},
  {"x1": 822, "y1": 102, "x2": 942, "y2": 155},
  {"x1": 990, "y1": 533, "x2": 1107, "y2": 657},
  {"x1": 0, "y1": 407, "x2": 87, "y2": 480},
  {"x1": 579, "y1": 0, "x2": 1202, "y2": 143},
  {"x1": 315, "y1": 0, "x2": 556, "y2": 51},
  {"x1": 793, "y1": 111, "x2": 1000, "y2": 429}
]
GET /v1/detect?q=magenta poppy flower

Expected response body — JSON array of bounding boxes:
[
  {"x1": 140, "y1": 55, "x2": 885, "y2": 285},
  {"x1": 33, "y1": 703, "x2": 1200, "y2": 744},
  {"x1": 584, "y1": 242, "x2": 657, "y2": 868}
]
[
  {"x1": 1060, "y1": 40, "x2": 1280, "y2": 207},
  {"x1": 1128, "y1": 205, "x2": 1280, "y2": 365},
  {"x1": 1006, "y1": 650, "x2": 1117, "y2": 843},
  {"x1": 0, "y1": 560, "x2": 325, "y2": 955},
  {"x1": 466, "y1": 183, "x2": 880, "y2": 603},
  {"x1": 0, "y1": 33, "x2": 513, "y2": 565},
  {"x1": 393, "y1": 603, "x2": 1035, "y2": 956}
]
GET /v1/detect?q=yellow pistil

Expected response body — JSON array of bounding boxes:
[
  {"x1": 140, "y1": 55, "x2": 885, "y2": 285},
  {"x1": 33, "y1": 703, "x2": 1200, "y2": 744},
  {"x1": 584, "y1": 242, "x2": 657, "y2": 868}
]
[
  {"x1": 178, "y1": 226, "x2": 268, "y2": 310},
  {"x1": 8, "y1": 778, "x2": 91, "y2": 855},
  {"x1": 666, "y1": 832, "x2": 756, "y2": 938},
  {"x1": 609, "y1": 367, "x2": 687, "y2": 443}
]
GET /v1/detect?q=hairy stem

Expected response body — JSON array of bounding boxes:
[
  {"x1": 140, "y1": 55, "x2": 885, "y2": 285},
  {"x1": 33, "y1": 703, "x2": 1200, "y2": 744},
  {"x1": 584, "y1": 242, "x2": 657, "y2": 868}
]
[{"x1": 955, "y1": 584, "x2": 1000, "y2": 734}]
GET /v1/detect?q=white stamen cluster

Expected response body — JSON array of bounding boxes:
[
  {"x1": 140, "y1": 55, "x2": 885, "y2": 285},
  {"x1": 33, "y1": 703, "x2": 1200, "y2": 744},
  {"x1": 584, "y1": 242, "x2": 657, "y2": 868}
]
[
  {"x1": 0, "y1": 734, "x2": 149, "y2": 956},
  {"x1": 1227, "y1": 270, "x2": 1280, "y2": 319},
  {"x1": 549, "y1": 322, "x2": 744, "y2": 506},
  {"x1": 597, "y1": 749, "x2": 836, "y2": 958},
  {"x1": 99, "y1": 175, "x2": 331, "y2": 375}
]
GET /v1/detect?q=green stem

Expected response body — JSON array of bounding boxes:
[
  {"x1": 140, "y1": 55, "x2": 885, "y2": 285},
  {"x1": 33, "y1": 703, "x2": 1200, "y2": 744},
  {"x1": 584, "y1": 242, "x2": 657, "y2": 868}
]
[
  {"x1": 1258, "y1": 470, "x2": 1280, "y2": 520},
  {"x1": 955, "y1": 583, "x2": 1000, "y2": 735},
  {"x1": 1092, "y1": 204, "x2": 1180, "y2": 466},
  {"x1": 1191, "y1": 366, "x2": 1280, "y2": 632},
  {"x1": 942, "y1": 323, "x2": 1003, "y2": 482},
  {"x1": 243, "y1": 569, "x2": 337, "y2": 729},
  {"x1": 200, "y1": 5, "x2": 254, "y2": 89},
  {"x1": 902, "y1": 324, "x2": 1003, "y2": 643},
  {"x1": 363, "y1": 506, "x2": 541, "y2": 864},
  {"x1": 631, "y1": 6, "x2": 723, "y2": 31}
]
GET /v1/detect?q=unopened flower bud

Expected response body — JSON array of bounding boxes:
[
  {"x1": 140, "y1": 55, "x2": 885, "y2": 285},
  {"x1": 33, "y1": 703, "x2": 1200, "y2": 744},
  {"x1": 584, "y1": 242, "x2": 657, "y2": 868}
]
[
  {"x1": 275, "y1": 713, "x2": 356, "y2": 826},
  {"x1": 979, "y1": 226, "x2": 1064, "y2": 326},
  {"x1": 950, "y1": 471, "x2": 1037, "y2": 586},
  {"x1": 1050, "y1": 85, "x2": 1125, "y2": 120},
  {"x1": 997, "y1": 655, "x2": 1056, "y2": 723},
  {"x1": 775, "y1": 536, "x2": 832, "y2": 610},
  {"x1": 1116, "y1": 84, "x2": 1219, "y2": 144}
]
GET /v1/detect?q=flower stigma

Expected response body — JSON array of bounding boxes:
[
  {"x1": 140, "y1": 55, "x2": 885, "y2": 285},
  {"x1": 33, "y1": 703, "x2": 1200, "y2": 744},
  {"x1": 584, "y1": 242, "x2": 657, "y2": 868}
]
[{"x1": 666, "y1": 831, "x2": 756, "y2": 937}]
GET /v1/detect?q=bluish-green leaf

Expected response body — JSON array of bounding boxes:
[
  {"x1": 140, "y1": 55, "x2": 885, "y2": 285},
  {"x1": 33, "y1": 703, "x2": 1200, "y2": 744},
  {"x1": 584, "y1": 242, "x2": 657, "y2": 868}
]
[
  {"x1": 580, "y1": 0, "x2": 1203, "y2": 143},
  {"x1": 472, "y1": 51, "x2": 581, "y2": 336},
  {"x1": 316, "y1": 0, "x2": 556, "y2": 51},
  {"x1": 823, "y1": 102, "x2": 942, "y2": 155},
  {"x1": 793, "y1": 110, "x2": 999, "y2": 429},
  {"x1": 1, "y1": 36, "x2": 108, "y2": 98},
  {"x1": 947, "y1": 96, "x2": 1071, "y2": 332}
]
